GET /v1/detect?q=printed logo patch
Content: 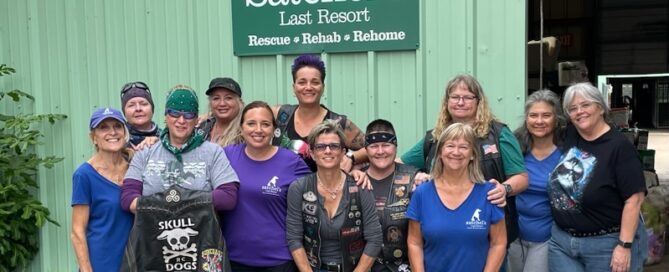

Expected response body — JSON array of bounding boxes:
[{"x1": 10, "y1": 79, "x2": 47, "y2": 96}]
[
  {"x1": 201, "y1": 248, "x2": 224, "y2": 272},
  {"x1": 157, "y1": 218, "x2": 198, "y2": 271},
  {"x1": 261, "y1": 176, "x2": 282, "y2": 196},
  {"x1": 465, "y1": 208, "x2": 487, "y2": 230}
]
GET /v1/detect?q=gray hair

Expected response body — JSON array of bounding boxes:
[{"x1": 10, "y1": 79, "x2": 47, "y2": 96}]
[
  {"x1": 514, "y1": 90, "x2": 566, "y2": 153},
  {"x1": 563, "y1": 82, "x2": 609, "y2": 121},
  {"x1": 307, "y1": 120, "x2": 347, "y2": 149}
]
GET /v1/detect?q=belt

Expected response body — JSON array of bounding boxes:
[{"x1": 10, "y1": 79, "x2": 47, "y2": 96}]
[
  {"x1": 320, "y1": 262, "x2": 341, "y2": 272},
  {"x1": 563, "y1": 226, "x2": 621, "y2": 237}
]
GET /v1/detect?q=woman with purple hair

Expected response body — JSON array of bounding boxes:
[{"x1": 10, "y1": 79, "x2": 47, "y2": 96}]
[{"x1": 273, "y1": 54, "x2": 367, "y2": 173}]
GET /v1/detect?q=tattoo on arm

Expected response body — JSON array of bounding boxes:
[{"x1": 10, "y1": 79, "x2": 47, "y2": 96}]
[{"x1": 345, "y1": 120, "x2": 365, "y2": 150}]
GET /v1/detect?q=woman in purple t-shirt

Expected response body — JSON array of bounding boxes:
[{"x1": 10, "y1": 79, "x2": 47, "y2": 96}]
[{"x1": 222, "y1": 101, "x2": 311, "y2": 271}]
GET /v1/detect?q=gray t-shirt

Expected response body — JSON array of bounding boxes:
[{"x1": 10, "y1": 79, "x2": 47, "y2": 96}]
[{"x1": 126, "y1": 141, "x2": 239, "y2": 196}]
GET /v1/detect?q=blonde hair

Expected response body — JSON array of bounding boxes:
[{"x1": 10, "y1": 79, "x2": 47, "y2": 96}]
[
  {"x1": 432, "y1": 74, "x2": 497, "y2": 140},
  {"x1": 89, "y1": 124, "x2": 134, "y2": 161},
  {"x1": 212, "y1": 97, "x2": 245, "y2": 147},
  {"x1": 430, "y1": 123, "x2": 485, "y2": 183}
]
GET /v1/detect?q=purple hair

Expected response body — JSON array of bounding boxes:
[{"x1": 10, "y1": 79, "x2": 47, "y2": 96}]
[{"x1": 291, "y1": 55, "x2": 326, "y2": 83}]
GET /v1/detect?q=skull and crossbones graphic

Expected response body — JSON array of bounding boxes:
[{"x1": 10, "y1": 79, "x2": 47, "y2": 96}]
[{"x1": 157, "y1": 227, "x2": 199, "y2": 262}]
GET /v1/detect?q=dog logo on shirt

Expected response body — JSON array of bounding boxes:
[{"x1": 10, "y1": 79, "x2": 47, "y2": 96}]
[
  {"x1": 261, "y1": 176, "x2": 281, "y2": 196},
  {"x1": 470, "y1": 208, "x2": 482, "y2": 222}
]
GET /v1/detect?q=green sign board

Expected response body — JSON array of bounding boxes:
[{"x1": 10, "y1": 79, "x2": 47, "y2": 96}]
[{"x1": 231, "y1": 0, "x2": 419, "y2": 56}]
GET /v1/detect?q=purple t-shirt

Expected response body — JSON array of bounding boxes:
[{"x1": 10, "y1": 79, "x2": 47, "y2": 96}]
[{"x1": 222, "y1": 144, "x2": 310, "y2": 267}]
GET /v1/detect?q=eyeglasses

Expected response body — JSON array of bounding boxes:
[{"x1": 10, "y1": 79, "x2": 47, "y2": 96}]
[
  {"x1": 567, "y1": 102, "x2": 595, "y2": 114},
  {"x1": 120, "y1": 81, "x2": 150, "y2": 98},
  {"x1": 448, "y1": 95, "x2": 478, "y2": 103},
  {"x1": 312, "y1": 143, "x2": 343, "y2": 152},
  {"x1": 165, "y1": 109, "x2": 197, "y2": 120}
]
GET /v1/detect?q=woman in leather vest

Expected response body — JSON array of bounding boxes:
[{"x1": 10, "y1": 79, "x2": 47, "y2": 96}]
[
  {"x1": 272, "y1": 55, "x2": 367, "y2": 173},
  {"x1": 286, "y1": 120, "x2": 382, "y2": 272},
  {"x1": 399, "y1": 74, "x2": 527, "y2": 269}
]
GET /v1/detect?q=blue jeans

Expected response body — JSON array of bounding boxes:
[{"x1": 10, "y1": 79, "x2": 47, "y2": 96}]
[{"x1": 548, "y1": 222, "x2": 647, "y2": 272}]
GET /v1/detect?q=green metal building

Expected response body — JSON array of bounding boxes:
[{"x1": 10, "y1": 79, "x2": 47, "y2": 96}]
[{"x1": 0, "y1": 0, "x2": 526, "y2": 270}]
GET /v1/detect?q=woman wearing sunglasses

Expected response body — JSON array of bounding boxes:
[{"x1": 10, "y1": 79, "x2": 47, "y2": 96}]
[
  {"x1": 286, "y1": 120, "x2": 382, "y2": 272},
  {"x1": 221, "y1": 101, "x2": 311, "y2": 271},
  {"x1": 121, "y1": 84, "x2": 239, "y2": 211},
  {"x1": 120, "y1": 81, "x2": 161, "y2": 150},
  {"x1": 120, "y1": 85, "x2": 239, "y2": 270}
]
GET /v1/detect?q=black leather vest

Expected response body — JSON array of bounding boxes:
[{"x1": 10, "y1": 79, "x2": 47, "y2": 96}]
[
  {"x1": 272, "y1": 104, "x2": 348, "y2": 146},
  {"x1": 377, "y1": 164, "x2": 417, "y2": 268},
  {"x1": 423, "y1": 121, "x2": 519, "y2": 243},
  {"x1": 302, "y1": 174, "x2": 363, "y2": 272},
  {"x1": 121, "y1": 185, "x2": 231, "y2": 272}
]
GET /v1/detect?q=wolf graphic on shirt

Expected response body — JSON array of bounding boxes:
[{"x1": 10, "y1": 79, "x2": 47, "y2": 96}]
[{"x1": 548, "y1": 147, "x2": 596, "y2": 210}]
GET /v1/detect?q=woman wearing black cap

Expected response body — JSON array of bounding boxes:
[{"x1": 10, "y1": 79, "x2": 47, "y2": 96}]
[
  {"x1": 199, "y1": 77, "x2": 245, "y2": 147},
  {"x1": 71, "y1": 107, "x2": 134, "y2": 272},
  {"x1": 120, "y1": 81, "x2": 161, "y2": 150}
]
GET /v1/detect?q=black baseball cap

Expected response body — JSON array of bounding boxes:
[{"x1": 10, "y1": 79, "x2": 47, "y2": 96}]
[{"x1": 206, "y1": 77, "x2": 242, "y2": 97}]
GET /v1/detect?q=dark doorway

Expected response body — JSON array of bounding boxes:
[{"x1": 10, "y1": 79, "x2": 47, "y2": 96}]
[
  {"x1": 607, "y1": 77, "x2": 669, "y2": 128},
  {"x1": 609, "y1": 78, "x2": 657, "y2": 128}
]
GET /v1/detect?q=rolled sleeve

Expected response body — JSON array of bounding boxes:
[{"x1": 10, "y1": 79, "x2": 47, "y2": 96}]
[
  {"x1": 401, "y1": 138, "x2": 426, "y2": 170},
  {"x1": 286, "y1": 177, "x2": 307, "y2": 252},
  {"x1": 499, "y1": 127, "x2": 526, "y2": 176},
  {"x1": 210, "y1": 145, "x2": 239, "y2": 188},
  {"x1": 359, "y1": 188, "x2": 383, "y2": 257}
]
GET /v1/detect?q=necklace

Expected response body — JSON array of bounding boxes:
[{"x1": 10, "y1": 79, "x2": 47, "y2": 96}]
[{"x1": 317, "y1": 172, "x2": 344, "y2": 200}]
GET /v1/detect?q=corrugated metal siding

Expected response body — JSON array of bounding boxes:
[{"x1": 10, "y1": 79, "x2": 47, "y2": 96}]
[{"x1": 0, "y1": 0, "x2": 526, "y2": 270}]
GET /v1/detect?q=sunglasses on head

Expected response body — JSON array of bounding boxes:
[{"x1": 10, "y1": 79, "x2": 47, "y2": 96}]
[
  {"x1": 312, "y1": 143, "x2": 343, "y2": 152},
  {"x1": 120, "y1": 81, "x2": 150, "y2": 98},
  {"x1": 165, "y1": 109, "x2": 197, "y2": 120}
]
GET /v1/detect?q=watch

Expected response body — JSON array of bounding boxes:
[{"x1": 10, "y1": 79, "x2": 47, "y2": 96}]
[
  {"x1": 345, "y1": 150, "x2": 356, "y2": 165},
  {"x1": 503, "y1": 183, "x2": 513, "y2": 196},
  {"x1": 617, "y1": 239, "x2": 633, "y2": 249}
]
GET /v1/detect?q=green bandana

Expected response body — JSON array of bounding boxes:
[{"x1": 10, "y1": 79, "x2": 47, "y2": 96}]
[
  {"x1": 165, "y1": 86, "x2": 199, "y2": 113},
  {"x1": 160, "y1": 128, "x2": 205, "y2": 162}
]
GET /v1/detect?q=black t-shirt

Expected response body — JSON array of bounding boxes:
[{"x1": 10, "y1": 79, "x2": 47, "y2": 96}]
[
  {"x1": 549, "y1": 124, "x2": 646, "y2": 232},
  {"x1": 369, "y1": 172, "x2": 394, "y2": 227},
  {"x1": 285, "y1": 110, "x2": 334, "y2": 172}
]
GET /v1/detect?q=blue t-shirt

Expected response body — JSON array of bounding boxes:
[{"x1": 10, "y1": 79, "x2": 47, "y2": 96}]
[
  {"x1": 71, "y1": 163, "x2": 134, "y2": 272},
  {"x1": 516, "y1": 149, "x2": 561, "y2": 242},
  {"x1": 406, "y1": 182, "x2": 504, "y2": 272},
  {"x1": 222, "y1": 144, "x2": 311, "y2": 266}
]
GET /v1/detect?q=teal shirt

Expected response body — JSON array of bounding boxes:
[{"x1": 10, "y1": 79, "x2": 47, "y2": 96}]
[{"x1": 401, "y1": 126, "x2": 526, "y2": 177}]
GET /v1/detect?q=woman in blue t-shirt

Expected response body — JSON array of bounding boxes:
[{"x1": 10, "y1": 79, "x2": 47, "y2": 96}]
[
  {"x1": 407, "y1": 123, "x2": 506, "y2": 272},
  {"x1": 509, "y1": 90, "x2": 565, "y2": 272},
  {"x1": 71, "y1": 107, "x2": 134, "y2": 272}
]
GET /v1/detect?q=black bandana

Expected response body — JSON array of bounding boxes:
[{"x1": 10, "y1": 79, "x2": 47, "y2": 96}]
[{"x1": 365, "y1": 132, "x2": 397, "y2": 146}]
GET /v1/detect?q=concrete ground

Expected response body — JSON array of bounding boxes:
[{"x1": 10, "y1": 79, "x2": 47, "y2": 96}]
[{"x1": 642, "y1": 129, "x2": 668, "y2": 272}]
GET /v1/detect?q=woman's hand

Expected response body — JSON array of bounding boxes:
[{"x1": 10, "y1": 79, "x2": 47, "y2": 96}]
[
  {"x1": 486, "y1": 179, "x2": 507, "y2": 208},
  {"x1": 340, "y1": 155, "x2": 354, "y2": 173},
  {"x1": 132, "y1": 136, "x2": 159, "y2": 151},
  {"x1": 610, "y1": 245, "x2": 631, "y2": 272},
  {"x1": 412, "y1": 172, "x2": 431, "y2": 191},
  {"x1": 350, "y1": 169, "x2": 372, "y2": 190}
]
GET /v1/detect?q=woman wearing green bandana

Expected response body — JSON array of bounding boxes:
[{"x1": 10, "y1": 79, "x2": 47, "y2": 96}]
[{"x1": 121, "y1": 85, "x2": 240, "y2": 213}]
